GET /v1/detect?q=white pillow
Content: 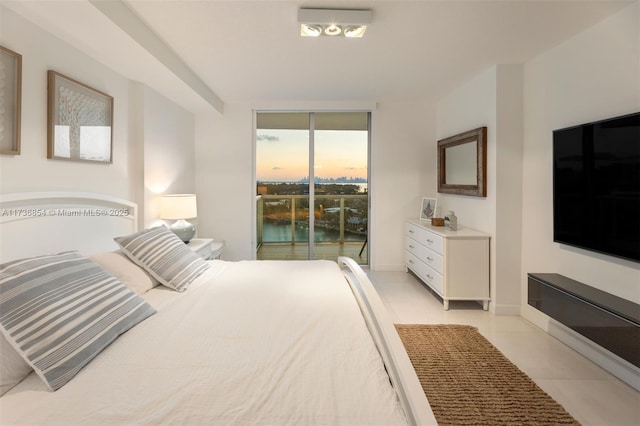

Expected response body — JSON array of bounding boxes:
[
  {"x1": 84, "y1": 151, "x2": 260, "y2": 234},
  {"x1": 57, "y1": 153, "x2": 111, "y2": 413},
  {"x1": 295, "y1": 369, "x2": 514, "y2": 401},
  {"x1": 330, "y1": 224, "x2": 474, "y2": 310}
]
[
  {"x1": 114, "y1": 226, "x2": 210, "y2": 292},
  {"x1": 89, "y1": 251, "x2": 159, "y2": 295},
  {"x1": 0, "y1": 333, "x2": 32, "y2": 396}
]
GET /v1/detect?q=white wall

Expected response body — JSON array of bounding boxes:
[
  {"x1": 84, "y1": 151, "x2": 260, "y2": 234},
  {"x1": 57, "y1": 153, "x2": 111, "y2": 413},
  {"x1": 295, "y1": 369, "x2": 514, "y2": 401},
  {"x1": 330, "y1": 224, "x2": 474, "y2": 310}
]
[
  {"x1": 142, "y1": 86, "x2": 196, "y2": 228},
  {"x1": 371, "y1": 101, "x2": 435, "y2": 270},
  {"x1": 0, "y1": 7, "x2": 135, "y2": 200},
  {"x1": 194, "y1": 100, "x2": 434, "y2": 265},
  {"x1": 0, "y1": 6, "x2": 197, "y2": 231},
  {"x1": 521, "y1": 1, "x2": 640, "y2": 317},
  {"x1": 495, "y1": 65, "x2": 525, "y2": 313},
  {"x1": 436, "y1": 67, "x2": 497, "y2": 232},
  {"x1": 195, "y1": 103, "x2": 254, "y2": 260},
  {"x1": 436, "y1": 65, "x2": 524, "y2": 314}
]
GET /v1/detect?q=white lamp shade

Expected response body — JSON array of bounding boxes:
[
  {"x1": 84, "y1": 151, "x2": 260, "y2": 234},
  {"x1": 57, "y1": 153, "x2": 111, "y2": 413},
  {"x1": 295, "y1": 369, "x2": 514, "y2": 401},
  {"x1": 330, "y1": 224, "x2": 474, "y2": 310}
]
[{"x1": 160, "y1": 194, "x2": 197, "y2": 220}]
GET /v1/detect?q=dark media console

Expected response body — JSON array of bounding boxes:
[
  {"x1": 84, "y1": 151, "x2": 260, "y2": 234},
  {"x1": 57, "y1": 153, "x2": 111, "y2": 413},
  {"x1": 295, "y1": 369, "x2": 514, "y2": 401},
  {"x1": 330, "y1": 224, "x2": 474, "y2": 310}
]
[{"x1": 528, "y1": 273, "x2": 640, "y2": 368}]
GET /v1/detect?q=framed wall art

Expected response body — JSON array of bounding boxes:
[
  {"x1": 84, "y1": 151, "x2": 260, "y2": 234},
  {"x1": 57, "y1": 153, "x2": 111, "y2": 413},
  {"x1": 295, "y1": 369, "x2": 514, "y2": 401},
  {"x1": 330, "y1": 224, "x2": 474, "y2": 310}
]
[
  {"x1": 0, "y1": 45, "x2": 22, "y2": 155},
  {"x1": 419, "y1": 197, "x2": 437, "y2": 221},
  {"x1": 437, "y1": 127, "x2": 487, "y2": 197},
  {"x1": 47, "y1": 70, "x2": 113, "y2": 163}
]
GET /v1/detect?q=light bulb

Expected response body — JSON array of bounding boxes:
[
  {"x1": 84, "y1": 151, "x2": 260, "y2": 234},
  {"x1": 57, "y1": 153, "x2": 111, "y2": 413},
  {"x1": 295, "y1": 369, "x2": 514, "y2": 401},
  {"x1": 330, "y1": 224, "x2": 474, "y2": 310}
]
[{"x1": 324, "y1": 24, "x2": 342, "y2": 36}]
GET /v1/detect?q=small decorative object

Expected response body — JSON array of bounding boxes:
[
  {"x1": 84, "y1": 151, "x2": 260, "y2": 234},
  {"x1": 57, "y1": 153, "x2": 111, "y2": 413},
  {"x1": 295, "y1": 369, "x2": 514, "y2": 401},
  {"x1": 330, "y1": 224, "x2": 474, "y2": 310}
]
[
  {"x1": 431, "y1": 218, "x2": 445, "y2": 226},
  {"x1": 160, "y1": 194, "x2": 198, "y2": 243},
  {"x1": 47, "y1": 70, "x2": 113, "y2": 163},
  {"x1": 419, "y1": 197, "x2": 437, "y2": 221},
  {"x1": 444, "y1": 211, "x2": 458, "y2": 231},
  {"x1": 0, "y1": 45, "x2": 22, "y2": 155}
]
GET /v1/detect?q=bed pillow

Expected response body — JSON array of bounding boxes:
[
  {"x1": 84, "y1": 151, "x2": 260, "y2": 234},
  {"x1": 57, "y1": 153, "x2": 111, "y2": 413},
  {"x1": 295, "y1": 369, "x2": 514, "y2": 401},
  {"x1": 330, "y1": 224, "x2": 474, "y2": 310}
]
[
  {"x1": 114, "y1": 226, "x2": 210, "y2": 292},
  {"x1": 89, "y1": 251, "x2": 159, "y2": 295},
  {"x1": 0, "y1": 252, "x2": 156, "y2": 391},
  {"x1": 0, "y1": 333, "x2": 32, "y2": 396}
]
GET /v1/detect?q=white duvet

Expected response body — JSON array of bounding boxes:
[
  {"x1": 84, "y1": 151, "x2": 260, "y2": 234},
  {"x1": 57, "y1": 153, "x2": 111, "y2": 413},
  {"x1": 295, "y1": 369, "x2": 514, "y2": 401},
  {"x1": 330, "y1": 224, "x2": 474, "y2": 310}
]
[{"x1": 0, "y1": 260, "x2": 408, "y2": 425}]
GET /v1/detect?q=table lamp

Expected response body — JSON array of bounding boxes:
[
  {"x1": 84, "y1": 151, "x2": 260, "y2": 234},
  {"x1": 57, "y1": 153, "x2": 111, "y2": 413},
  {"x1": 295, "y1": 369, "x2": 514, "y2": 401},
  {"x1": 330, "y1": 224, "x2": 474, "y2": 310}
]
[{"x1": 160, "y1": 194, "x2": 197, "y2": 243}]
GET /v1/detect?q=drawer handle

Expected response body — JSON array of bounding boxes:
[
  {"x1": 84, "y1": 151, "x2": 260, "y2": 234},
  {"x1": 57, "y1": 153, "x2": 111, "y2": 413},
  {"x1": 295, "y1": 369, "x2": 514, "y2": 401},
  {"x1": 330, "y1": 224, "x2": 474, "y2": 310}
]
[
  {"x1": 409, "y1": 229, "x2": 415, "y2": 234},
  {"x1": 426, "y1": 239, "x2": 434, "y2": 243},
  {"x1": 426, "y1": 257, "x2": 433, "y2": 261},
  {"x1": 408, "y1": 259, "x2": 414, "y2": 264},
  {"x1": 426, "y1": 274, "x2": 433, "y2": 279},
  {"x1": 409, "y1": 244, "x2": 415, "y2": 249}
]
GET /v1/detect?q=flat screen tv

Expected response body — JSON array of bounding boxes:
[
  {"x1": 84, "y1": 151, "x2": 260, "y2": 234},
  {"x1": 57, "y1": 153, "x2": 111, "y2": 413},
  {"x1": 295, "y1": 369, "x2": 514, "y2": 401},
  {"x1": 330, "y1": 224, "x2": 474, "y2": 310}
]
[{"x1": 553, "y1": 112, "x2": 640, "y2": 263}]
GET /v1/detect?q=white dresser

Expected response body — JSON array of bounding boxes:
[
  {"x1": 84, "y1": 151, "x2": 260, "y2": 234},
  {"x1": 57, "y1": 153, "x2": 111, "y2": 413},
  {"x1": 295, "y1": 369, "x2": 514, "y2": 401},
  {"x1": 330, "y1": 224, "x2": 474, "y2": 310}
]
[{"x1": 405, "y1": 219, "x2": 490, "y2": 310}]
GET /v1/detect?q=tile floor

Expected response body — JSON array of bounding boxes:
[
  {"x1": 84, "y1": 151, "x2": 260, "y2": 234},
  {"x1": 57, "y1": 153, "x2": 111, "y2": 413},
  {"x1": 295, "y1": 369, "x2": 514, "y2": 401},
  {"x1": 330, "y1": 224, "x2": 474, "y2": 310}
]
[{"x1": 367, "y1": 270, "x2": 640, "y2": 426}]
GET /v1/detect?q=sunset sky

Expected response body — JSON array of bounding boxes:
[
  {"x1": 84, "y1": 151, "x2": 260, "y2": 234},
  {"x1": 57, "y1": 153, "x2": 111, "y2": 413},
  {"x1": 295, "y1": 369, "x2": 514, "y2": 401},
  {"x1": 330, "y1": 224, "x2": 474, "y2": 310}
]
[{"x1": 256, "y1": 129, "x2": 368, "y2": 182}]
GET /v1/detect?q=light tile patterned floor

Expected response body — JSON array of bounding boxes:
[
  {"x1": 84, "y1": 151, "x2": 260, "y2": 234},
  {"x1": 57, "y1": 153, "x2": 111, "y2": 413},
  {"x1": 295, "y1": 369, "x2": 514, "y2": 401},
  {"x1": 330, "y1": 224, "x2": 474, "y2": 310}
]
[{"x1": 367, "y1": 270, "x2": 640, "y2": 426}]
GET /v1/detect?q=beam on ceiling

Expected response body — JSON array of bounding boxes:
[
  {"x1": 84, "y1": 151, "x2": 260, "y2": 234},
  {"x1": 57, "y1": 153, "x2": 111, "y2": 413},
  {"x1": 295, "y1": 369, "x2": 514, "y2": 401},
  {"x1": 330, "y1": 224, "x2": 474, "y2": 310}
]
[{"x1": 90, "y1": 0, "x2": 224, "y2": 114}]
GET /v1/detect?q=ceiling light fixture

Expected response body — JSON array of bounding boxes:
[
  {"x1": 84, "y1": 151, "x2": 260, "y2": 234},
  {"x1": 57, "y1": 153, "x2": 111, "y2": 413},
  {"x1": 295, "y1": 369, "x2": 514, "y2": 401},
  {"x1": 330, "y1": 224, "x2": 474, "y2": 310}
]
[
  {"x1": 301, "y1": 24, "x2": 323, "y2": 37},
  {"x1": 343, "y1": 25, "x2": 366, "y2": 38},
  {"x1": 298, "y1": 8, "x2": 372, "y2": 38}
]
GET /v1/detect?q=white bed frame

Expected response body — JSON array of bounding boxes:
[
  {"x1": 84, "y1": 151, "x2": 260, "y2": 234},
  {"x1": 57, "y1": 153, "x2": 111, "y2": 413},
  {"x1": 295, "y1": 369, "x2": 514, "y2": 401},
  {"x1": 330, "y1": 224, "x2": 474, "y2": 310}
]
[
  {"x1": 0, "y1": 192, "x2": 436, "y2": 425},
  {"x1": 0, "y1": 192, "x2": 137, "y2": 263},
  {"x1": 339, "y1": 257, "x2": 436, "y2": 425}
]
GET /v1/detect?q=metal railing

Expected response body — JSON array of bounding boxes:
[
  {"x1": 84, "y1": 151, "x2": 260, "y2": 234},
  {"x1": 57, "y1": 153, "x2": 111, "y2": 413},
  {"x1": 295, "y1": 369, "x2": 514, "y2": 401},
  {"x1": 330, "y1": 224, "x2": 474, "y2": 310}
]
[{"x1": 257, "y1": 194, "x2": 367, "y2": 248}]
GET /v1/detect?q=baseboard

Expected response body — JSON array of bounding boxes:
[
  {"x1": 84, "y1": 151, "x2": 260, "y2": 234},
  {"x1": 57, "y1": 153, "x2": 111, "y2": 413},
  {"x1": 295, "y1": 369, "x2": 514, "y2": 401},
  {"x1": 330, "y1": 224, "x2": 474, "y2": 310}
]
[
  {"x1": 522, "y1": 306, "x2": 640, "y2": 391},
  {"x1": 370, "y1": 263, "x2": 406, "y2": 272},
  {"x1": 491, "y1": 303, "x2": 521, "y2": 316}
]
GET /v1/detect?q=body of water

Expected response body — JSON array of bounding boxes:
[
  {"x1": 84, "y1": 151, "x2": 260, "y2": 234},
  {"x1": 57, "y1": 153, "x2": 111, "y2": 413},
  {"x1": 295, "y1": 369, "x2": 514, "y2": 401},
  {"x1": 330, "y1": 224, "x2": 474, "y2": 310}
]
[
  {"x1": 262, "y1": 222, "x2": 365, "y2": 243},
  {"x1": 260, "y1": 182, "x2": 368, "y2": 193}
]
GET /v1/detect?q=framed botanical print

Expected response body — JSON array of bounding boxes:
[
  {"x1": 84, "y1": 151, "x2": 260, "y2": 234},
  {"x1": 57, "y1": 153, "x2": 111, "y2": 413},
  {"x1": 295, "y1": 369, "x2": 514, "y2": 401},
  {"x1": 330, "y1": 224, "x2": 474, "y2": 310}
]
[
  {"x1": 0, "y1": 45, "x2": 22, "y2": 155},
  {"x1": 419, "y1": 197, "x2": 437, "y2": 221},
  {"x1": 47, "y1": 70, "x2": 113, "y2": 163}
]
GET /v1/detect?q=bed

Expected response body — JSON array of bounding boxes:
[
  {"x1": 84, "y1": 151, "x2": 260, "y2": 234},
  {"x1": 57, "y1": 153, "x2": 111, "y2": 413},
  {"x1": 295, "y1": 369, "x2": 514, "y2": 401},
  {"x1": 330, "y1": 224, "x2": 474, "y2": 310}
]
[{"x1": 0, "y1": 192, "x2": 436, "y2": 425}]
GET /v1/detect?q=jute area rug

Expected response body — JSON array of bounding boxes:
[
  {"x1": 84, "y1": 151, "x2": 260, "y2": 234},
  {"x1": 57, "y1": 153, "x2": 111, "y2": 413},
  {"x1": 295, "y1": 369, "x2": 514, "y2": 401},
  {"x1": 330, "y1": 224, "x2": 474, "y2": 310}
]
[{"x1": 395, "y1": 324, "x2": 580, "y2": 426}]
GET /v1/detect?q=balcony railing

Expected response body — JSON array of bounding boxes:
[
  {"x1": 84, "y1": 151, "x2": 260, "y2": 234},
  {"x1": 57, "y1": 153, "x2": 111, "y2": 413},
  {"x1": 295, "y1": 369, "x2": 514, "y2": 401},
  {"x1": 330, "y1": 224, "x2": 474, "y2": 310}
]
[{"x1": 256, "y1": 194, "x2": 367, "y2": 248}]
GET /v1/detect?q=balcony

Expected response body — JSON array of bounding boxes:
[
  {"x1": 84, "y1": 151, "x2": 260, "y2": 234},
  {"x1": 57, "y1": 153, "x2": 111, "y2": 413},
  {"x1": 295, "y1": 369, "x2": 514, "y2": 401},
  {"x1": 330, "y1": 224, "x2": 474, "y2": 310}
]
[{"x1": 256, "y1": 194, "x2": 368, "y2": 264}]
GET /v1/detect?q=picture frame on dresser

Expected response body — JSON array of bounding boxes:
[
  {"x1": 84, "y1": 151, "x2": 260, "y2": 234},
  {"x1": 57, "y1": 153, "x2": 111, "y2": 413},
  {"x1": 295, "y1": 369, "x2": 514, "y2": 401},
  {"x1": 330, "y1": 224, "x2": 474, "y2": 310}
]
[
  {"x1": 47, "y1": 70, "x2": 114, "y2": 163},
  {"x1": 0, "y1": 45, "x2": 22, "y2": 155},
  {"x1": 419, "y1": 197, "x2": 437, "y2": 221}
]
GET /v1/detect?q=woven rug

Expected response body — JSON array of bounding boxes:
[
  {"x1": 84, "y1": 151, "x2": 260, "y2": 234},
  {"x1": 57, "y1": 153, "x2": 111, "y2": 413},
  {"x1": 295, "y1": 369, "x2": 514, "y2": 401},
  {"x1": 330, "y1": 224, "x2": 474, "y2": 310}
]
[{"x1": 395, "y1": 324, "x2": 580, "y2": 426}]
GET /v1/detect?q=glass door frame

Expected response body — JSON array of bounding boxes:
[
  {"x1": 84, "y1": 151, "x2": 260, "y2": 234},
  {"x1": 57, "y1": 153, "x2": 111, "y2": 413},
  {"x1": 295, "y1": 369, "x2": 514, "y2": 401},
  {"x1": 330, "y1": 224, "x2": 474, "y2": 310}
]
[
  {"x1": 308, "y1": 113, "x2": 316, "y2": 259},
  {"x1": 253, "y1": 110, "x2": 371, "y2": 264}
]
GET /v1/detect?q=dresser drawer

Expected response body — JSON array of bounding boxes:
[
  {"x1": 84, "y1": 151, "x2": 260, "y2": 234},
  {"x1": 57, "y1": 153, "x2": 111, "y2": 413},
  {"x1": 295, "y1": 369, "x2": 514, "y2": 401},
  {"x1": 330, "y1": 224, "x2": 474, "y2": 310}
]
[
  {"x1": 405, "y1": 222, "x2": 422, "y2": 240},
  {"x1": 405, "y1": 251, "x2": 424, "y2": 276},
  {"x1": 421, "y1": 231, "x2": 443, "y2": 255},
  {"x1": 405, "y1": 237, "x2": 422, "y2": 258},
  {"x1": 423, "y1": 247, "x2": 443, "y2": 275},
  {"x1": 422, "y1": 265, "x2": 444, "y2": 296}
]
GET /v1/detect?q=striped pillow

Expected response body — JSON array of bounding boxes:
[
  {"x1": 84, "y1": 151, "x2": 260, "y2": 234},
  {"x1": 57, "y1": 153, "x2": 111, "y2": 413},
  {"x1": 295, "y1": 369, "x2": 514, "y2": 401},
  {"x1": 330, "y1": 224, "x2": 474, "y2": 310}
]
[
  {"x1": 114, "y1": 226, "x2": 210, "y2": 292},
  {"x1": 0, "y1": 252, "x2": 156, "y2": 391}
]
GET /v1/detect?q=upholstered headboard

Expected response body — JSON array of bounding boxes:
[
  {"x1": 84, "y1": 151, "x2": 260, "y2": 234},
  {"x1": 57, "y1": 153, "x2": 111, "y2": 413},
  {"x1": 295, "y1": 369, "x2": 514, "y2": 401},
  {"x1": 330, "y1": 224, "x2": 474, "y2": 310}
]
[{"x1": 0, "y1": 192, "x2": 137, "y2": 263}]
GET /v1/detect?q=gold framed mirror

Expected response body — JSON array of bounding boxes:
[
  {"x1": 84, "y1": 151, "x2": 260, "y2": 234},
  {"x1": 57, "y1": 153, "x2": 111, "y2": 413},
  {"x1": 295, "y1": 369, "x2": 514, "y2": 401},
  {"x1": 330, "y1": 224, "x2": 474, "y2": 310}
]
[{"x1": 437, "y1": 127, "x2": 487, "y2": 197}]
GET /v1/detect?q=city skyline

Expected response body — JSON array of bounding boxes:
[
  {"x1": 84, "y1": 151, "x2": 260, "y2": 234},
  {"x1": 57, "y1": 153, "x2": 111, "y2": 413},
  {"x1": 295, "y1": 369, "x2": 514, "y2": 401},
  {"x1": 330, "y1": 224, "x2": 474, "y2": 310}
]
[{"x1": 258, "y1": 176, "x2": 367, "y2": 184}]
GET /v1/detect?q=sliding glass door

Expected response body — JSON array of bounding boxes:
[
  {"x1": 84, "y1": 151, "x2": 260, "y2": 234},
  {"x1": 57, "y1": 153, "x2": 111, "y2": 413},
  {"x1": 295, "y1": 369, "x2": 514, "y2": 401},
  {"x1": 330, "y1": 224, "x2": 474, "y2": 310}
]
[{"x1": 256, "y1": 112, "x2": 369, "y2": 264}]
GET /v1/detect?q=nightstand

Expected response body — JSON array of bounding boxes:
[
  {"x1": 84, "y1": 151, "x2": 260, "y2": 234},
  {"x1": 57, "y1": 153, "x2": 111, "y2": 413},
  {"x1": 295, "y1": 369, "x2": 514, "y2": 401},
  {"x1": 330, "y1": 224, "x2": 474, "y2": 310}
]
[
  {"x1": 187, "y1": 238, "x2": 224, "y2": 260},
  {"x1": 210, "y1": 241, "x2": 224, "y2": 259}
]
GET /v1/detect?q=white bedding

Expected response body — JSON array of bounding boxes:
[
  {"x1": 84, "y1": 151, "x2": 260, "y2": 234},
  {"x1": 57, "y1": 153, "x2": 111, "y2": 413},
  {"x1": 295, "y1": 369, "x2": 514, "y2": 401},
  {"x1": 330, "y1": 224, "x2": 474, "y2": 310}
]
[{"x1": 0, "y1": 260, "x2": 408, "y2": 425}]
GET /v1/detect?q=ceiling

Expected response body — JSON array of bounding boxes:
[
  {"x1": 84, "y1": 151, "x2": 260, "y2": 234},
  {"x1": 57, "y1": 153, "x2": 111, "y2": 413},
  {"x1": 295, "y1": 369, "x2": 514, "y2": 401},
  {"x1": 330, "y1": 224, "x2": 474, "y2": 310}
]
[{"x1": 3, "y1": 0, "x2": 633, "y2": 114}]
